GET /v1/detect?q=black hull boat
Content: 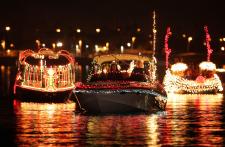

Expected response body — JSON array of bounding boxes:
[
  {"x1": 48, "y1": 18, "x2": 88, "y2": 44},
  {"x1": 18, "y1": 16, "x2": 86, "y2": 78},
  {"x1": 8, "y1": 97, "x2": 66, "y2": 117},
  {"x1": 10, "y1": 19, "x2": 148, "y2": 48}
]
[
  {"x1": 15, "y1": 86, "x2": 73, "y2": 103},
  {"x1": 14, "y1": 48, "x2": 76, "y2": 102},
  {"x1": 73, "y1": 54, "x2": 167, "y2": 114},
  {"x1": 75, "y1": 88, "x2": 166, "y2": 114}
]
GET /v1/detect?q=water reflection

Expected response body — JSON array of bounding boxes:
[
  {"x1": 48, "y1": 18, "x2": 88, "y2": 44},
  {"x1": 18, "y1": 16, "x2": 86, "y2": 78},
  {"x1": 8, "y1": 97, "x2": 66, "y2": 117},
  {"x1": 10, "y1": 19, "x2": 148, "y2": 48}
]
[
  {"x1": 13, "y1": 100, "x2": 77, "y2": 146},
  {"x1": 0, "y1": 65, "x2": 16, "y2": 98},
  {"x1": 74, "y1": 114, "x2": 163, "y2": 146},
  {"x1": 9, "y1": 94, "x2": 225, "y2": 146},
  {"x1": 13, "y1": 99, "x2": 165, "y2": 146},
  {"x1": 1, "y1": 64, "x2": 225, "y2": 146},
  {"x1": 166, "y1": 94, "x2": 224, "y2": 146}
]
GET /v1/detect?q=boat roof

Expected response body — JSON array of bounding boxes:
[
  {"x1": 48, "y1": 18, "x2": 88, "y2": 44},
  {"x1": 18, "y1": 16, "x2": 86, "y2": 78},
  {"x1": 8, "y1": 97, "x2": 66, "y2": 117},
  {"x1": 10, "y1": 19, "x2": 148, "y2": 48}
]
[
  {"x1": 93, "y1": 54, "x2": 153, "y2": 64},
  {"x1": 19, "y1": 48, "x2": 74, "y2": 66}
]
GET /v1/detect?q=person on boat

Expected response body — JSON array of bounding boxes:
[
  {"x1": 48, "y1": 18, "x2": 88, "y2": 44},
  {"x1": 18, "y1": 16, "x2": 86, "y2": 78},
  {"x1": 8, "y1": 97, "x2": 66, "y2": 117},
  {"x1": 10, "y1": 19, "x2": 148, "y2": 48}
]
[
  {"x1": 108, "y1": 62, "x2": 123, "y2": 81},
  {"x1": 99, "y1": 64, "x2": 108, "y2": 81},
  {"x1": 89, "y1": 65, "x2": 100, "y2": 82},
  {"x1": 184, "y1": 68, "x2": 193, "y2": 80},
  {"x1": 130, "y1": 60, "x2": 147, "y2": 82}
]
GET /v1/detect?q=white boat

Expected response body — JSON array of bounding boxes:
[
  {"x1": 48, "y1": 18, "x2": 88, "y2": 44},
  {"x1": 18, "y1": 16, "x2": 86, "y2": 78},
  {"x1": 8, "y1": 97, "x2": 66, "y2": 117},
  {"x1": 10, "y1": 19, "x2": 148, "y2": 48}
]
[
  {"x1": 73, "y1": 54, "x2": 167, "y2": 114},
  {"x1": 14, "y1": 48, "x2": 76, "y2": 102},
  {"x1": 163, "y1": 62, "x2": 223, "y2": 94}
]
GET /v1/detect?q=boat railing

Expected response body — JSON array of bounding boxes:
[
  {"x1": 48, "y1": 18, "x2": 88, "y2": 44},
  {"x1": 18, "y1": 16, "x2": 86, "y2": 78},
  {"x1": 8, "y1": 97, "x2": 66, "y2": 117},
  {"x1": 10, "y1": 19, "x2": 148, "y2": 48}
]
[{"x1": 21, "y1": 64, "x2": 75, "y2": 90}]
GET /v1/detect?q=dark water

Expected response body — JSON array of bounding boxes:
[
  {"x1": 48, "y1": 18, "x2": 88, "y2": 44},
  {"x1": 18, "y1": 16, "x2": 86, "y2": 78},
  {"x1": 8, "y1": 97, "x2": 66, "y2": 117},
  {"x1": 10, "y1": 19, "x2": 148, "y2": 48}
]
[{"x1": 1, "y1": 65, "x2": 225, "y2": 146}]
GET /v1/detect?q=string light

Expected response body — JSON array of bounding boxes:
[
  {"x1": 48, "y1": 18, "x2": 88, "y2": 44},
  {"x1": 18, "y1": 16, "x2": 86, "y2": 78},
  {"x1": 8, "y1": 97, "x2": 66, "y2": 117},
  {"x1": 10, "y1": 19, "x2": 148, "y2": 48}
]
[
  {"x1": 164, "y1": 27, "x2": 172, "y2": 69},
  {"x1": 75, "y1": 88, "x2": 167, "y2": 101},
  {"x1": 163, "y1": 26, "x2": 222, "y2": 94},
  {"x1": 152, "y1": 11, "x2": 157, "y2": 57},
  {"x1": 204, "y1": 25, "x2": 213, "y2": 61},
  {"x1": 151, "y1": 11, "x2": 157, "y2": 82},
  {"x1": 163, "y1": 64, "x2": 223, "y2": 94}
]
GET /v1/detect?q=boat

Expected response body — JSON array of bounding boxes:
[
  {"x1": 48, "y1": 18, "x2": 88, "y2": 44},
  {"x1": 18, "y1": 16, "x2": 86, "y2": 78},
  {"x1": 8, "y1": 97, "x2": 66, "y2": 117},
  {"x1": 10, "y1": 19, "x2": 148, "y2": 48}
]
[
  {"x1": 73, "y1": 53, "x2": 167, "y2": 114},
  {"x1": 14, "y1": 48, "x2": 76, "y2": 102},
  {"x1": 163, "y1": 61, "x2": 223, "y2": 94},
  {"x1": 163, "y1": 26, "x2": 223, "y2": 94}
]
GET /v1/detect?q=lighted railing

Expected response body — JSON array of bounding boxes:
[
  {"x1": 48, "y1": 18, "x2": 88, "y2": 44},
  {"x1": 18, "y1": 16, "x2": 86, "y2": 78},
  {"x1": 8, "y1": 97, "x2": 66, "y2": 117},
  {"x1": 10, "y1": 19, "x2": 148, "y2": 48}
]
[{"x1": 22, "y1": 64, "x2": 74, "y2": 90}]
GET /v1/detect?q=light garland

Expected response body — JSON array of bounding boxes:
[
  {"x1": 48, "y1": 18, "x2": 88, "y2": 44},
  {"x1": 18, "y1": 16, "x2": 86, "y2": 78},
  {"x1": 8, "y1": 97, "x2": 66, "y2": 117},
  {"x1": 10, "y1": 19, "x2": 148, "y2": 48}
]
[
  {"x1": 151, "y1": 11, "x2": 157, "y2": 82},
  {"x1": 76, "y1": 81, "x2": 162, "y2": 90},
  {"x1": 171, "y1": 63, "x2": 188, "y2": 72},
  {"x1": 163, "y1": 70, "x2": 223, "y2": 94},
  {"x1": 199, "y1": 61, "x2": 216, "y2": 71},
  {"x1": 204, "y1": 25, "x2": 213, "y2": 61},
  {"x1": 152, "y1": 11, "x2": 157, "y2": 57},
  {"x1": 75, "y1": 89, "x2": 167, "y2": 102},
  {"x1": 164, "y1": 27, "x2": 172, "y2": 69}
]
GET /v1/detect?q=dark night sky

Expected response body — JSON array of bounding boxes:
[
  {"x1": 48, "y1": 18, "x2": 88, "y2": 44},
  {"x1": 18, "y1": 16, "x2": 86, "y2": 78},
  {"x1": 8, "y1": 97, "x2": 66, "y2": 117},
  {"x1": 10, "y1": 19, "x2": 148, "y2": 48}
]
[{"x1": 1, "y1": 0, "x2": 225, "y2": 51}]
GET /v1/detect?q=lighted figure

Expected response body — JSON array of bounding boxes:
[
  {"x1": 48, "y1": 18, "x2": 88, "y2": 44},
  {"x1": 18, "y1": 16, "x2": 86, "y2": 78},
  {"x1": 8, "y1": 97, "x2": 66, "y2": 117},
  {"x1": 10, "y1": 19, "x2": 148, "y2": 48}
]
[
  {"x1": 14, "y1": 48, "x2": 75, "y2": 102},
  {"x1": 73, "y1": 54, "x2": 167, "y2": 114}
]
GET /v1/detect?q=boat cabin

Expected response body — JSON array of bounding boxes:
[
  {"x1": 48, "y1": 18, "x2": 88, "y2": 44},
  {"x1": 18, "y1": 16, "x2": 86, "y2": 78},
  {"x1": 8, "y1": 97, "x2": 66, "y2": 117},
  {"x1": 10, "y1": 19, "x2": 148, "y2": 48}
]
[
  {"x1": 87, "y1": 54, "x2": 157, "y2": 83},
  {"x1": 16, "y1": 48, "x2": 75, "y2": 92}
]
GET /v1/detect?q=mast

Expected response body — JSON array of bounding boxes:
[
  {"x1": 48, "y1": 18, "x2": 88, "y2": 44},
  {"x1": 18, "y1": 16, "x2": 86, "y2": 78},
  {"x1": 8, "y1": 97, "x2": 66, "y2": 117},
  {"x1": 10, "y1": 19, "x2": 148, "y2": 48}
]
[
  {"x1": 151, "y1": 11, "x2": 157, "y2": 82},
  {"x1": 152, "y1": 11, "x2": 157, "y2": 58}
]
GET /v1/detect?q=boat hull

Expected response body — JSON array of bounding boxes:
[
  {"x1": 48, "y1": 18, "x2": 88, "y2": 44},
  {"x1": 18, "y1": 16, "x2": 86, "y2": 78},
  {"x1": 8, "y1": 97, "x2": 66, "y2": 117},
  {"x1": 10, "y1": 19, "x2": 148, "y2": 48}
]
[
  {"x1": 14, "y1": 86, "x2": 72, "y2": 103},
  {"x1": 74, "y1": 89, "x2": 167, "y2": 114},
  {"x1": 173, "y1": 89, "x2": 219, "y2": 94}
]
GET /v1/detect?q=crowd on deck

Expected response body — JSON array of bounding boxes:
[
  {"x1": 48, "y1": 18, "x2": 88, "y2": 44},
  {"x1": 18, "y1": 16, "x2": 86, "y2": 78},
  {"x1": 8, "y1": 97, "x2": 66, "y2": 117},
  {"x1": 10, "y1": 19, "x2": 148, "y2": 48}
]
[{"x1": 90, "y1": 60, "x2": 150, "y2": 82}]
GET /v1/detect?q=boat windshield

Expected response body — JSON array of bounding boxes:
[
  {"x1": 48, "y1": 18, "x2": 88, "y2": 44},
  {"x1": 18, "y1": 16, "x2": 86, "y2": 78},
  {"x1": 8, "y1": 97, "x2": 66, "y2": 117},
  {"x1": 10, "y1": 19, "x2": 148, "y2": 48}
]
[{"x1": 88, "y1": 60, "x2": 153, "y2": 82}]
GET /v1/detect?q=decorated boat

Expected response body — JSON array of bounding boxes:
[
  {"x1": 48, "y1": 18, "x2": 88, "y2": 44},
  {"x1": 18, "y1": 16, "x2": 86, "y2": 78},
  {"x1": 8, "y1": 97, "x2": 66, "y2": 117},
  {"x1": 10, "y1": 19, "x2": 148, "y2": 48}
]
[
  {"x1": 164, "y1": 62, "x2": 223, "y2": 94},
  {"x1": 163, "y1": 26, "x2": 223, "y2": 94},
  {"x1": 73, "y1": 53, "x2": 167, "y2": 114},
  {"x1": 14, "y1": 48, "x2": 75, "y2": 102}
]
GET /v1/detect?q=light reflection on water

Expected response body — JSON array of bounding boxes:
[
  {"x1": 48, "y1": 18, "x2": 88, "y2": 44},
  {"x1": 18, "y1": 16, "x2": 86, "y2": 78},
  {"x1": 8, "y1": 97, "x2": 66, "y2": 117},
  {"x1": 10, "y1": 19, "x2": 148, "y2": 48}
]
[
  {"x1": 13, "y1": 101, "x2": 77, "y2": 146},
  {"x1": 165, "y1": 94, "x2": 224, "y2": 146},
  {"x1": 11, "y1": 94, "x2": 225, "y2": 146},
  {"x1": 1, "y1": 65, "x2": 225, "y2": 146},
  {"x1": 13, "y1": 100, "x2": 164, "y2": 146}
]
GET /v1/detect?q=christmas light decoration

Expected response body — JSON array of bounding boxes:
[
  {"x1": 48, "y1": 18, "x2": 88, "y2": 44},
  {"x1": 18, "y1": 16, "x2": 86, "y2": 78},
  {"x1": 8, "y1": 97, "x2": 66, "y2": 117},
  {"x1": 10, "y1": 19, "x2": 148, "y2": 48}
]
[
  {"x1": 199, "y1": 61, "x2": 216, "y2": 71},
  {"x1": 75, "y1": 89, "x2": 167, "y2": 101},
  {"x1": 204, "y1": 25, "x2": 213, "y2": 61},
  {"x1": 14, "y1": 48, "x2": 76, "y2": 94},
  {"x1": 164, "y1": 27, "x2": 172, "y2": 69},
  {"x1": 151, "y1": 11, "x2": 157, "y2": 82},
  {"x1": 163, "y1": 67, "x2": 223, "y2": 94},
  {"x1": 163, "y1": 26, "x2": 223, "y2": 94},
  {"x1": 74, "y1": 53, "x2": 166, "y2": 113},
  {"x1": 171, "y1": 63, "x2": 188, "y2": 72},
  {"x1": 152, "y1": 11, "x2": 157, "y2": 57}
]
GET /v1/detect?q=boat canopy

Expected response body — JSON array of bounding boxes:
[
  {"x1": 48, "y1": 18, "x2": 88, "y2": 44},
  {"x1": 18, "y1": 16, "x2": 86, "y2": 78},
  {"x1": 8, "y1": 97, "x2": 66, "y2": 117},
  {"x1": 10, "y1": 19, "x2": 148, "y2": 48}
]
[
  {"x1": 93, "y1": 54, "x2": 153, "y2": 65},
  {"x1": 19, "y1": 48, "x2": 74, "y2": 66}
]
